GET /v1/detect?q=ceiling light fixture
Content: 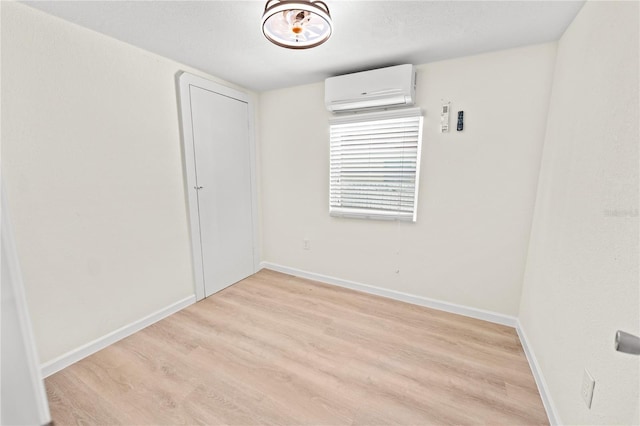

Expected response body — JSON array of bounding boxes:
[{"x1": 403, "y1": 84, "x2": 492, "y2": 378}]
[{"x1": 261, "y1": 0, "x2": 333, "y2": 49}]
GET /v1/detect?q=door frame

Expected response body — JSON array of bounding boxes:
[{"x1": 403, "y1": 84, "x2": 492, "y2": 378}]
[
  {"x1": 1, "y1": 184, "x2": 52, "y2": 424},
  {"x1": 177, "y1": 72, "x2": 260, "y2": 301}
]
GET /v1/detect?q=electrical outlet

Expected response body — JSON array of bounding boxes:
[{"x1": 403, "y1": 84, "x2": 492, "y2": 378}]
[
  {"x1": 581, "y1": 369, "x2": 595, "y2": 409},
  {"x1": 303, "y1": 239, "x2": 311, "y2": 250}
]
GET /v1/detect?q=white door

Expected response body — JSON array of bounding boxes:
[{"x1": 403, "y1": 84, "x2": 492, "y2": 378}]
[{"x1": 179, "y1": 75, "x2": 257, "y2": 299}]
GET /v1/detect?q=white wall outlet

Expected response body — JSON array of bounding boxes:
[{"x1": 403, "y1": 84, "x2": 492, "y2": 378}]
[
  {"x1": 581, "y1": 368, "x2": 595, "y2": 409},
  {"x1": 303, "y1": 239, "x2": 310, "y2": 250}
]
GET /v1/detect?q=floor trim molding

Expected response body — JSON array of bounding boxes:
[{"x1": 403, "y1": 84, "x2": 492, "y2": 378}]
[
  {"x1": 516, "y1": 320, "x2": 560, "y2": 425},
  {"x1": 40, "y1": 295, "x2": 196, "y2": 378},
  {"x1": 260, "y1": 262, "x2": 517, "y2": 328}
]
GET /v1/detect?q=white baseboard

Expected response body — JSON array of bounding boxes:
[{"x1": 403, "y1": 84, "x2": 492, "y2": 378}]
[
  {"x1": 259, "y1": 262, "x2": 517, "y2": 328},
  {"x1": 40, "y1": 295, "x2": 196, "y2": 378},
  {"x1": 516, "y1": 320, "x2": 560, "y2": 425}
]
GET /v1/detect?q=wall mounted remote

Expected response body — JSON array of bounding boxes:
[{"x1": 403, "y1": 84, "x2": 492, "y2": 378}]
[{"x1": 457, "y1": 111, "x2": 464, "y2": 131}]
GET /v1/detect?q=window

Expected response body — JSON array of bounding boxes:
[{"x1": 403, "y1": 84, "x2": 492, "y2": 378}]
[{"x1": 329, "y1": 108, "x2": 424, "y2": 221}]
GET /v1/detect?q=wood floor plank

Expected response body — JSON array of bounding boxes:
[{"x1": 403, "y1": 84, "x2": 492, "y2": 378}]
[{"x1": 45, "y1": 270, "x2": 548, "y2": 425}]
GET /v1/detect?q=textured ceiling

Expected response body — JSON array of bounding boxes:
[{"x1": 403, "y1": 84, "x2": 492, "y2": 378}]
[{"x1": 22, "y1": 1, "x2": 584, "y2": 92}]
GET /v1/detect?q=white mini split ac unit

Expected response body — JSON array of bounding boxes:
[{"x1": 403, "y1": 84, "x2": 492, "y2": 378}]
[{"x1": 325, "y1": 64, "x2": 416, "y2": 112}]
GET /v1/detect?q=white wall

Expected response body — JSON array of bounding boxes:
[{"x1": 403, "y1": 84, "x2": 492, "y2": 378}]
[
  {"x1": 519, "y1": 2, "x2": 639, "y2": 424},
  {"x1": 1, "y1": 2, "x2": 255, "y2": 364},
  {"x1": 260, "y1": 43, "x2": 557, "y2": 317}
]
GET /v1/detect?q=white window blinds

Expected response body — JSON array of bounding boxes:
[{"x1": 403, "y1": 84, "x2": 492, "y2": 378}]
[{"x1": 329, "y1": 108, "x2": 424, "y2": 221}]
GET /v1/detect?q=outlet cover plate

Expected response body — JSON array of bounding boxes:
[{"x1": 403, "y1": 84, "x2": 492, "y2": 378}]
[{"x1": 581, "y1": 369, "x2": 595, "y2": 409}]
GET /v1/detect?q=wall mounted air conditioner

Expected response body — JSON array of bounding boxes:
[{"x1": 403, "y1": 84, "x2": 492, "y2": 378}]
[{"x1": 325, "y1": 64, "x2": 416, "y2": 112}]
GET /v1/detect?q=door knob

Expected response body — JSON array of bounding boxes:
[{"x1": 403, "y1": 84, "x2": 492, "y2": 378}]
[{"x1": 615, "y1": 330, "x2": 640, "y2": 355}]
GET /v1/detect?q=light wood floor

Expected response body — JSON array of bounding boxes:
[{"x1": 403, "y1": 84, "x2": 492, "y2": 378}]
[{"x1": 46, "y1": 269, "x2": 548, "y2": 425}]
